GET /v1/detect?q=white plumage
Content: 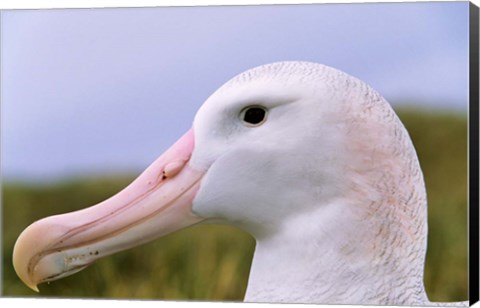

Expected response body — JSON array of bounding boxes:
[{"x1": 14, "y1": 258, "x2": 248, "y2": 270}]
[
  {"x1": 13, "y1": 61, "x2": 467, "y2": 306},
  {"x1": 192, "y1": 61, "x2": 430, "y2": 304}
]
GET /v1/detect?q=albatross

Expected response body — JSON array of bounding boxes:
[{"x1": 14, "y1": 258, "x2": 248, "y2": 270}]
[{"x1": 13, "y1": 61, "x2": 467, "y2": 306}]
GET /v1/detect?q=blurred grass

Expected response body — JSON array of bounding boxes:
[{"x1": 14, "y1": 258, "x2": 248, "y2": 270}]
[
  {"x1": 396, "y1": 107, "x2": 468, "y2": 302},
  {"x1": 2, "y1": 108, "x2": 468, "y2": 302}
]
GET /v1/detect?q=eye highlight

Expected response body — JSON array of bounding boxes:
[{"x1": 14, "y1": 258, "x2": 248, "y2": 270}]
[{"x1": 240, "y1": 106, "x2": 267, "y2": 126}]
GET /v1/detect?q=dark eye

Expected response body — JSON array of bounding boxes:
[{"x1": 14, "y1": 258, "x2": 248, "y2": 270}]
[{"x1": 241, "y1": 106, "x2": 267, "y2": 126}]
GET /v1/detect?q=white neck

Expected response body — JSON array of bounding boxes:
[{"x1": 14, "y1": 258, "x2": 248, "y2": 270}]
[{"x1": 244, "y1": 199, "x2": 430, "y2": 305}]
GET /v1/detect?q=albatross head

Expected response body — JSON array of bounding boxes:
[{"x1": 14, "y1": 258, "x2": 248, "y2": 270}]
[{"x1": 13, "y1": 61, "x2": 429, "y2": 305}]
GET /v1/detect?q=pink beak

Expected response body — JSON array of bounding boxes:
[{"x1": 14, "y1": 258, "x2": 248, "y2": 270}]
[{"x1": 12, "y1": 129, "x2": 205, "y2": 292}]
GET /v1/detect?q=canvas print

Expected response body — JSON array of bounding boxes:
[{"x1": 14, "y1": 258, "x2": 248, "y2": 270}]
[{"x1": 1, "y1": 2, "x2": 474, "y2": 306}]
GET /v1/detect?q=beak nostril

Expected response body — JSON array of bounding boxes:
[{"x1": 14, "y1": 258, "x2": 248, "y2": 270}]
[{"x1": 163, "y1": 160, "x2": 188, "y2": 179}]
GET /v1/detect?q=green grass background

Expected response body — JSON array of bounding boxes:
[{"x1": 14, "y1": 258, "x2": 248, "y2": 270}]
[{"x1": 2, "y1": 108, "x2": 468, "y2": 302}]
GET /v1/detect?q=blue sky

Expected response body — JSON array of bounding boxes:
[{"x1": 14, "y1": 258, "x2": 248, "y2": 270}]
[{"x1": 1, "y1": 2, "x2": 470, "y2": 181}]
